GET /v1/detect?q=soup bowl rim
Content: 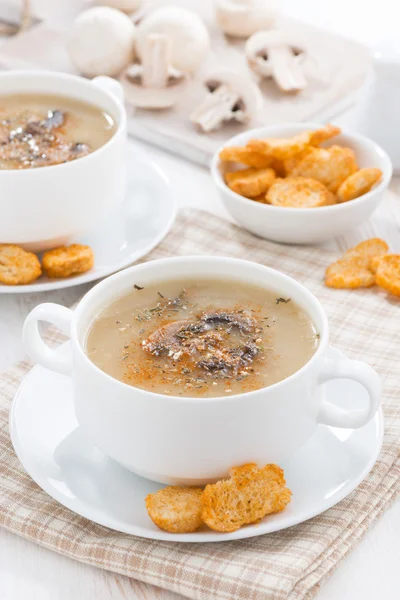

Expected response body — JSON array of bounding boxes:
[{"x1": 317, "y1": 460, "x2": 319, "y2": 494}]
[
  {"x1": 0, "y1": 69, "x2": 126, "y2": 176},
  {"x1": 73, "y1": 255, "x2": 329, "y2": 403}
]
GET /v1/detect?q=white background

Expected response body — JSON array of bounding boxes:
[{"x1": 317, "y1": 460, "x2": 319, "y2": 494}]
[{"x1": 1, "y1": 1, "x2": 400, "y2": 599}]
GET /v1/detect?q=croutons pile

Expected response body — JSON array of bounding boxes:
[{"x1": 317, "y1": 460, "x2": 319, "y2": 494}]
[
  {"x1": 0, "y1": 243, "x2": 94, "y2": 285},
  {"x1": 146, "y1": 462, "x2": 292, "y2": 534},
  {"x1": 220, "y1": 125, "x2": 383, "y2": 208},
  {"x1": 325, "y1": 237, "x2": 400, "y2": 296}
]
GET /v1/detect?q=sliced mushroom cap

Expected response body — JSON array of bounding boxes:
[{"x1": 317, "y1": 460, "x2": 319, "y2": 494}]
[
  {"x1": 245, "y1": 30, "x2": 307, "y2": 92},
  {"x1": 120, "y1": 33, "x2": 188, "y2": 109},
  {"x1": 190, "y1": 69, "x2": 263, "y2": 132}
]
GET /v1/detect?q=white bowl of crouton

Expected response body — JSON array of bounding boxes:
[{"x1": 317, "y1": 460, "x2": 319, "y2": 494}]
[{"x1": 211, "y1": 123, "x2": 392, "y2": 244}]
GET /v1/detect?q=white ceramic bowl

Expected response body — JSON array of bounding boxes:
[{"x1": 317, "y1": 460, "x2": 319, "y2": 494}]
[
  {"x1": 0, "y1": 71, "x2": 127, "y2": 252},
  {"x1": 211, "y1": 123, "x2": 392, "y2": 244},
  {"x1": 23, "y1": 256, "x2": 381, "y2": 485}
]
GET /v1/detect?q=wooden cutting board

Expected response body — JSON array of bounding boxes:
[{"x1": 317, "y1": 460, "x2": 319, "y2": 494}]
[{"x1": 0, "y1": 0, "x2": 371, "y2": 165}]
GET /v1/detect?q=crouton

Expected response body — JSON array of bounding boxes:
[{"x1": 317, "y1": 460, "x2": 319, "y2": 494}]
[
  {"x1": 146, "y1": 486, "x2": 203, "y2": 533},
  {"x1": 42, "y1": 244, "x2": 94, "y2": 278},
  {"x1": 0, "y1": 244, "x2": 41, "y2": 285},
  {"x1": 201, "y1": 463, "x2": 292, "y2": 533}
]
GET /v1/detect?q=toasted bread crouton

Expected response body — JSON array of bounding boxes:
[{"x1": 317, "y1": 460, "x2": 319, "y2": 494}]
[
  {"x1": 325, "y1": 238, "x2": 389, "y2": 289},
  {"x1": 344, "y1": 238, "x2": 389, "y2": 260},
  {"x1": 146, "y1": 486, "x2": 203, "y2": 533},
  {"x1": 376, "y1": 254, "x2": 400, "y2": 296},
  {"x1": 308, "y1": 124, "x2": 341, "y2": 146},
  {"x1": 225, "y1": 168, "x2": 276, "y2": 198},
  {"x1": 287, "y1": 145, "x2": 358, "y2": 192},
  {"x1": 245, "y1": 126, "x2": 340, "y2": 162},
  {"x1": 247, "y1": 132, "x2": 311, "y2": 160},
  {"x1": 0, "y1": 244, "x2": 41, "y2": 285},
  {"x1": 337, "y1": 168, "x2": 382, "y2": 202},
  {"x1": 201, "y1": 463, "x2": 292, "y2": 533},
  {"x1": 325, "y1": 256, "x2": 376, "y2": 289},
  {"x1": 370, "y1": 254, "x2": 388, "y2": 274},
  {"x1": 266, "y1": 177, "x2": 335, "y2": 208},
  {"x1": 219, "y1": 146, "x2": 285, "y2": 175},
  {"x1": 42, "y1": 244, "x2": 94, "y2": 278},
  {"x1": 219, "y1": 146, "x2": 277, "y2": 169}
]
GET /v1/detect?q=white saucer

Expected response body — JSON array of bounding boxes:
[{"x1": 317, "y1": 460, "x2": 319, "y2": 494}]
[
  {"x1": 0, "y1": 147, "x2": 177, "y2": 294},
  {"x1": 10, "y1": 347, "x2": 383, "y2": 543}
]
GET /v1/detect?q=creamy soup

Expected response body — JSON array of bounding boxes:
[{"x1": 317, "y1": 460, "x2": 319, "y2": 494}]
[
  {"x1": 0, "y1": 94, "x2": 116, "y2": 169},
  {"x1": 86, "y1": 279, "x2": 319, "y2": 398}
]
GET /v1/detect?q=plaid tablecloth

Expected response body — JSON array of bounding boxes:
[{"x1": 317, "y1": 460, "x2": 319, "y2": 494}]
[{"x1": 1, "y1": 209, "x2": 399, "y2": 600}]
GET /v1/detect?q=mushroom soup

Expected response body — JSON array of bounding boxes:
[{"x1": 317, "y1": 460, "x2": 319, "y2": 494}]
[
  {"x1": 86, "y1": 278, "x2": 319, "y2": 398},
  {"x1": 0, "y1": 93, "x2": 116, "y2": 169}
]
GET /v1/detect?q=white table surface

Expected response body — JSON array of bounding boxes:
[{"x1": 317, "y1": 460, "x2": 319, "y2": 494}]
[{"x1": 1, "y1": 1, "x2": 400, "y2": 599}]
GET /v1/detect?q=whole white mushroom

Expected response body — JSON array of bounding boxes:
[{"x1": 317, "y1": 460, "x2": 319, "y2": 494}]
[
  {"x1": 95, "y1": 0, "x2": 142, "y2": 13},
  {"x1": 215, "y1": 0, "x2": 278, "y2": 38},
  {"x1": 68, "y1": 6, "x2": 136, "y2": 78},
  {"x1": 135, "y1": 6, "x2": 210, "y2": 74}
]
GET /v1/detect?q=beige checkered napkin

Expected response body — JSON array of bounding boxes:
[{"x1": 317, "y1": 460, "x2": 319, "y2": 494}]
[{"x1": 1, "y1": 209, "x2": 400, "y2": 600}]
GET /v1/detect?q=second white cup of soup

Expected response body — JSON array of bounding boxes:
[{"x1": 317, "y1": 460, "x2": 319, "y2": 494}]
[
  {"x1": 23, "y1": 257, "x2": 381, "y2": 485},
  {"x1": 0, "y1": 70, "x2": 127, "y2": 251}
]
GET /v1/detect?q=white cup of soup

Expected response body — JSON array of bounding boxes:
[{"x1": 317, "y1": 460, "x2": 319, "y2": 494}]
[
  {"x1": 22, "y1": 256, "x2": 381, "y2": 485},
  {"x1": 0, "y1": 70, "x2": 126, "y2": 251}
]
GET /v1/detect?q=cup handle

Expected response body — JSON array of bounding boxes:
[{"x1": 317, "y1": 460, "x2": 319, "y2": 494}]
[
  {"x1": 317, "y1": 352, "x2": 381, "y2": 428},
  {"x1": 92, "y1": 75, "x2": 124, "y2": 104},
  {"x1": 22, "y1": 303, "x2": 73, "y2": 376}
]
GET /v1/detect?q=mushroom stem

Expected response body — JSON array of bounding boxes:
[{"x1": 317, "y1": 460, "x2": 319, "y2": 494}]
[
  {"x1": 263, "y1": 46, "x2": 306, "y2": 92},
  {"x1": 141, "y1": 33, "x2": 171, "y2": 88},
  {"x1": 191, "y1": 84, "x2": 244, "y2": 132},
  {"x1": 246, "y1": 30, "x2": 308, "y2": 93},
  {"x1": 120, "y1": 32, "x2": 188, "y2": 109}
]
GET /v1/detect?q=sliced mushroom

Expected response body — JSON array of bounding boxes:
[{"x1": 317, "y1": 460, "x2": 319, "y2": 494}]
[
  {"x1": 25, "y1": 110, "x2": 65, "y2": 135},
  {"x1": 142, "y1": 319, "x2": 193, "y2": 356},
  {"x1": 245, "y1": 30, "x2": 307, "y2": 92},
  {"x1": 142, "y1": 310, "x2": 260, "y2": 377},
  {"x1": 200, "y1": 311, "x2": 256, "y2": 334},
  {"x1": 120, "y1": 33, "x2": 188, "y2": 108},
  {"x1": 190, "y1": 69, "x2": 262, "y2": 132},
  {"x1": 215, "y1": 0, "x2": 278, "y2": 38}
]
